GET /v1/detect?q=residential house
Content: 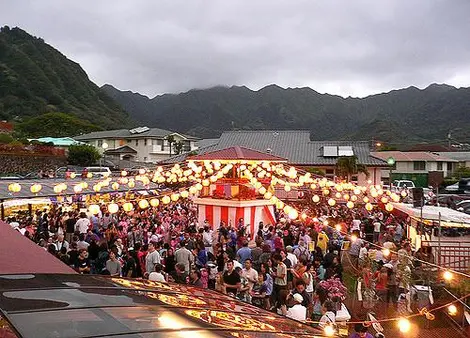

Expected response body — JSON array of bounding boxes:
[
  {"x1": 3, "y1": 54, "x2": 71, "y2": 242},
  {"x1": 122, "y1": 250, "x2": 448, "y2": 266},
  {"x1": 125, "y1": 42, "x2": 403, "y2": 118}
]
[
  {"x1": 371, "y1": 151, "x2": 458, "y2": 187},
  {"x1": 436, "y1": 152, "x2": 470, "y2": 169},
  {"x1": 165, "y1": 130, "x2": 387, "y2": 186},
  {"x1": 74, "y1": 127, "x2": 199, "y2": 163}
]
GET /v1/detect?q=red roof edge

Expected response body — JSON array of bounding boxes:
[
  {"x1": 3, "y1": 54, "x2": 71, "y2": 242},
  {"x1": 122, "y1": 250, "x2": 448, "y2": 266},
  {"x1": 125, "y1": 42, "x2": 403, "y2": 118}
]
[{"x1": 0, "y1": 222, "x2": 76, "y2": 275}]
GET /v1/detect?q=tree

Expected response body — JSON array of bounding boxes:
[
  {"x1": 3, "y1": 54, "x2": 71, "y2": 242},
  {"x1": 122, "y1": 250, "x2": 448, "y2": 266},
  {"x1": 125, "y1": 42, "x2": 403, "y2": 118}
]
[
  {"x1": 68, "y1": 144, "x2": 100, "y2": 166},
  {"x1": 174, "y1": 141, "x2": 184, "y2": 155},
  {"x1": 166, "y1": 134, "x2": 176, "y2": 157},
  {"x1": 336, "y1": 156, "x2": 369, "y2": 181}
]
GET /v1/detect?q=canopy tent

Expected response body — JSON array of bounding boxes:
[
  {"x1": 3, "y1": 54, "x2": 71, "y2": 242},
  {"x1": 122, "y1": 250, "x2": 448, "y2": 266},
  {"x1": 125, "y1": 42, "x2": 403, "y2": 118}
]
[{"x1": 392, "y1": 203, "x2": 470, "y2": 228}]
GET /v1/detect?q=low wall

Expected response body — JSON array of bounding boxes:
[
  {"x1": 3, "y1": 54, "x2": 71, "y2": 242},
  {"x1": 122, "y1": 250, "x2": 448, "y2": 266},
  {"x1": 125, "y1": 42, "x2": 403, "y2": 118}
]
[{"x1": 0, "y1": 154, "x2": 67, "y2": 175}]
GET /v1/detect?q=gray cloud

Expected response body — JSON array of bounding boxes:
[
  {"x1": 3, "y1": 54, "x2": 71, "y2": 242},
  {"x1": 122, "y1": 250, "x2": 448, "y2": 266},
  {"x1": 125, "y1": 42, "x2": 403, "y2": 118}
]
[{"x1": 2, "y1": 0, "x2": 470, "y2": 97}]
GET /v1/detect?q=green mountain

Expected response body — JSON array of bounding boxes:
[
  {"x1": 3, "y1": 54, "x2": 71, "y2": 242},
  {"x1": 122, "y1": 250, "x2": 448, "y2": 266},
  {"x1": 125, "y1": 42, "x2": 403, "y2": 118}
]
[
  {"x1": 0, "y1": 26, "x2": 130, "y2": 136},
  {"x1": 102, "y1": 83, "x2": 470, "y2": 146}
]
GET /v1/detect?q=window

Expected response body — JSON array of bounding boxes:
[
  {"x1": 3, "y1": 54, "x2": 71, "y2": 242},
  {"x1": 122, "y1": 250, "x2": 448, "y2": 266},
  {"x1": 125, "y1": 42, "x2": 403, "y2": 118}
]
[
  {"x1": 97, "y1": 140, "x2": 103, "y2": 147},
  {"x1": 135, "y1": 140, "x2": 139, "y2": 147},
  {"x1": 157, "y1": 139, "x2": 164, "y2": 151},
  {"x1": 143, "y1": 157, "x2": 147, "y2": 162},
  {"x1": 144, "y1": 139, "x2": 147, "y2": 146},
  {"x1": 413, "y1": 161, "x2": 426, "y2": 171},
  {"x1": 447, "y1": 162, "x2": 453, "y2": 171},
  {"x1": 437, "y1": 162, "x2": 443, "y2": 171},
  {"x1": 183, "y1": 141, "x2": 191, "y2": 151}
]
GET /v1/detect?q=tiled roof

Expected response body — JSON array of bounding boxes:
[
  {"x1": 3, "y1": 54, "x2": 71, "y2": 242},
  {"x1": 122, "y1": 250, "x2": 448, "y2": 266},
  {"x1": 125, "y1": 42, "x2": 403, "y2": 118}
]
[
  {"x1": 104, "y1": 145, "x2": 137, "y2": 154},
  {"x1": 74, "y1": 128, "x2": 199, "y2": 141},
  {"x1": 195, "y1": 138, "x2": 219, "y2": 149},
  {"x1": 189, "y1": 146, "x2": 287, "y2": 162},
  {"x1": 163, "y1": 130, "x2": 387, "y2": 166},
  {"x1": 436, "y1": 151, "x2": 470, "y2": 161},
  {"x1": 371, "y1": 151, "x2": 458, "y2": 162}
]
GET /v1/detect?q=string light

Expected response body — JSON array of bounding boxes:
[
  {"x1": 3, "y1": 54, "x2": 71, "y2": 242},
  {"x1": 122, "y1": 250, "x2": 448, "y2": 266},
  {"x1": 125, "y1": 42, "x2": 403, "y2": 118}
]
[
  {"x1": 443, "y1": 270, "x2": 454, "y2": 281},
  {"x1": 323, "y1": 324, "x2": 335, "y2": 336},
  {"x1": 397, "y1": 318, "x2": 411, "y2": 333},
  {"x1": 447, "y1": 304, "x2": 457, "y2": 316}
]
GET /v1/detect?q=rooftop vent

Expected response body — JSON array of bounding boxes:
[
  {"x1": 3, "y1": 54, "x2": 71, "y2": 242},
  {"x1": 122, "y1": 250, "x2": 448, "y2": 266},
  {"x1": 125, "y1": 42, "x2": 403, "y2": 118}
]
[{"x1": 129, "y1": 126, "x2": 150, "y2": 134}]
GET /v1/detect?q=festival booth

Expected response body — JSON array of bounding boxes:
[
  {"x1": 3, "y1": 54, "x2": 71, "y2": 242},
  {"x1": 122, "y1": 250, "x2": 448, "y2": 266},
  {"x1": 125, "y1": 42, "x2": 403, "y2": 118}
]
[
  {"x1": 391, "y1": 202, "x2": 470, "y2": 249},
  {"x1": 189, "y1": 146, "x2": 286, "y2": 237}
]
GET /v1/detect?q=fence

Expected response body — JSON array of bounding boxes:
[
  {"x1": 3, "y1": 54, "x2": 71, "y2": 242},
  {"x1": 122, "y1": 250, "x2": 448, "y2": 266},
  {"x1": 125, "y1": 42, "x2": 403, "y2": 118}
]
[{"x1": 423, "y1": 240, "x2": 470, "y2": 272}]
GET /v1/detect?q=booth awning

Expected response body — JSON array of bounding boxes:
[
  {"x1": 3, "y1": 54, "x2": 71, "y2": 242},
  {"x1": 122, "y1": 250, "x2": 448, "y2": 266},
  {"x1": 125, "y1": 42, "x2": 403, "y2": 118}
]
[{"x1": 392, "y1": 203, "x2": 470, "y2": 227}]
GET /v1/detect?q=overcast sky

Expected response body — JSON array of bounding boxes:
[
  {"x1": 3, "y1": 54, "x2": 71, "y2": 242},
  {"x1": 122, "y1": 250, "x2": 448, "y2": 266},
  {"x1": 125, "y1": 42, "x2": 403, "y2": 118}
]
[{"x1": 2, "y1": 0, "x2": 470, "y2": 98}]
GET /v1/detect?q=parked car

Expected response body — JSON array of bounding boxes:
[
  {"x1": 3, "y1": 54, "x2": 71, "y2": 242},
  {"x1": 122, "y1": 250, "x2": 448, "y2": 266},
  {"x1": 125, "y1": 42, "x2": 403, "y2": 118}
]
[
  {"x1": 392, "y1": 180, "x2": 416, "y2": 189},
  {"x1": 429, "y1": 194, "x2": 467, "y2": 207},
  {"x1": 55, "y1": 166, "x2": 83, "y2": 178},
  {"x1": 444, "y1": 182, "x2": 459, "y2": 192},
  {"x1": 456, "y1": 200, "x2": 470, "y2": 211},
  {"x1": 93, "y1": 160, "x2": 119, "y2": 171},
  {"x1": 81, "y1": 166, "x2": 112, "y2": 178},
  {"x1": 457, "y1": 178, "x2": 470, "y2": 194}
]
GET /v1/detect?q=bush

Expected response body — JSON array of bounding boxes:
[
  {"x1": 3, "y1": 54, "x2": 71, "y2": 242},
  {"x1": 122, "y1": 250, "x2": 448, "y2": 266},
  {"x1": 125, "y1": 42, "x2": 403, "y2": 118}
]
[
  {"x1": 68, "y1": 144, "x2": 100, "y2": 166},
  {"x1": 0, "y1": 133, "x2": 14, "y2": 144}
]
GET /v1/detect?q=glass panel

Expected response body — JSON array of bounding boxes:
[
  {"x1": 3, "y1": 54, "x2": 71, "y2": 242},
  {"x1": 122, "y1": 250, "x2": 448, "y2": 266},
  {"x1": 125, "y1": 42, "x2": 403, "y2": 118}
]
[
  {"x1": 323, "y1": 146, "x2": 338, "y2": 157},
  {"x1": 9, "y1": 307, "x2": 206, "y2": 338}
]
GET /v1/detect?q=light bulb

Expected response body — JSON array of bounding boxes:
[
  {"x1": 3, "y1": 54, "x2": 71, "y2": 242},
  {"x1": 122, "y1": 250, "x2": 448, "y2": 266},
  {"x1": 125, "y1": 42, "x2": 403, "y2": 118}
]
[
  {"x1": 443, "y1": 270, "x2": 454, "y2": 281},
  {"x1": 448, "y1": 304, "x2": 457, "y2": 316},
  {"x1": 323, "y1": 324, "x2": 335, "y2": 336},
  {"x1": 397, "y1": 318, "x2": 411, "y2": 333}
]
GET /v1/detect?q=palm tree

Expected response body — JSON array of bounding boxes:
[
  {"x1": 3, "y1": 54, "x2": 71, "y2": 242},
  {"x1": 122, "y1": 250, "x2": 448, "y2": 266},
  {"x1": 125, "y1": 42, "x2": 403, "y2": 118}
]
[
  {"x1": 335, "y1": 156, "x2": 369, "y2": 181},
  {"x1": 166, "y1": 134, "x2": 175, "y2": 157}
]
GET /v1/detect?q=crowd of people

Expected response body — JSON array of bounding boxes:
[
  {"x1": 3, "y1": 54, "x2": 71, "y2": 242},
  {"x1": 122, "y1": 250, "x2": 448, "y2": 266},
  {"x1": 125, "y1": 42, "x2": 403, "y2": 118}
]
[{"x1": 7, "y1": 198, "x2": 422, "y2": 337}]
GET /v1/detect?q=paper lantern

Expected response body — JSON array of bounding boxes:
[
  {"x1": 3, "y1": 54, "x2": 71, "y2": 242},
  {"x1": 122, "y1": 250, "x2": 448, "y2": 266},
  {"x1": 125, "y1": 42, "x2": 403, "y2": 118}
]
[
  {"x1": 89, "y1": 204, "x2": 100, "y2": 215},
  {"x1": 138, "y1": 168, "x2": 146, "y2": 175},
  {"x1": 170, "y1": 193, "x2": 180, "y2": 202},
  {"x1": 363, "y1": 196, "x2": 370, "y2": 203},
  {"x1": 335, "y1": 192, "x2": 341, "y2": 199},
  {"x1": 108, "y1": 203, "x2": 119, "y2": 214},
  {"x1": 401, "y1": 190, "x2": 407, "y2": 197},
  {"x1": 343, "y1": 194, "x2": 350, "y2": 201},
  {"x1": 149, "y1": 198, "x2": 160, "y2": 207},
  {"x1": 8, "y1": 183, "x2": 21, "y2": 193},
  {"x1": 93, "y1": 184, "x2": 101, "y2": 192},
  {"x1": 128, "y1": 181, "x2": 135, "y2": 188},
  {"x1": 346, "y1": 201, "x2": 354, "y2": 209},
  {"x1": 86, "y1": 172, "x2": 93, "y2": 179},
  {"x1": 284, "y1": 184, "x2": 291, "y2": 192},
  {"x1": 365, "y1": 203, "x2": 373, "y2": 211},
  {"x1": 180, "y1": 190, "x2": 189, "y2": 198},
  {"x1": 351, "y1": 195, "x2": 358, "y2": 202},
  {"x1": 81, "y1": 182, "x2": 88, "y2": 189},
  {"x1": 189, "y1": 186, "x2": 197, "y2": 195},
  {"x1": 327, "y1": 198, "x2": 336, "y2": 206},
  {"x1": 263, "y1": 191, "x2": 273, "y2": 200},
  {"x1": 123, "y1": 202, "x2": 134, "y2": 212},
  {"x1": 322, "y1": 189, "x2": 330, "y2": 196},
  {"x1": 288, "y1": 209, "x2": 298, "y2": 220},
  {"x1": 195, "y1": 183, "x2": 203, "y2": 191},
  {"x1": 121, "y1": 170, "x2": 128, "y2": 177},
  {"x1": 138, "y1": 199, "x2": 149, "y2": 209},
  {"x1": 30, "y1": 184, "x2": 42, "y2": 194},
  {"x1": 276, "y1": 200, "x2": 285, "y2": 210},
  {"x1": 70, "y1": 172, "x2": 77, "y2": 179},
  {"x1": 353, "y1": 188, "x2": 361, "y2": 195},
  {"x1": 283, "y1": 205, "x2": 291, "y2": 214},
  {"x1": 258, "y1": 187, "x2": 267, "y2": 195},
  {"x1": 202, "y1": 179, "x2": 210, "y2": 187},
  {"x1": 385, "y1": 203, "x2": 394, "y2": 212},
  {"x1": 73, "y1": 185, "x2": 82, "y2": 194},
  {"x1": 112, "y1": 182, "x2": 120, "y2": 190},
  {"x1": 53, "y1": 185, "x2": 62, "y2": 194},
  {"x1": 312, "y1": 195, "x2": 320, "y2": 203},
  {"x1": 381, "y1": 197, "x2": 389, "y2": 204},
  {"x1": 162, "y1": 195, "x2": 171, "y2": 204}
]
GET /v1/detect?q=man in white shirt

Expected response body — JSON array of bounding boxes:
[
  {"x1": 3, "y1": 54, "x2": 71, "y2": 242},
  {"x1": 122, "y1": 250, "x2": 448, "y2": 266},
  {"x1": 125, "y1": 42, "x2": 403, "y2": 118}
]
[
  {"x1": 285, "y1": 246, "x2": 298, "y2": 267},
  {"x1": 373, "y1": 220, "x2": 381, "y2": 242},
  {"x1": 55, "y1": 234, "x2": 69, "y2": 252},
  {"x1": 148, "y1": 263, "x2": 166, "y2": 282},
  {"x1": 75, "y1": 212, "x2": 91, "y2": 234},
  {"x1": 202, "y1": 226, "x2": 214, "y2": 254},
  {"x1": 286, "y1": 293, "x2": 306, "y2": 321},
  {"x1": 145, "y1": 242, "x2": 161, "y2": 274},
  {"x1": 241, "y1": 259, "x2": 258, "y2": 291},
  {"x1": 351, "y1": 218, "x2": 361, "y2": 232}
]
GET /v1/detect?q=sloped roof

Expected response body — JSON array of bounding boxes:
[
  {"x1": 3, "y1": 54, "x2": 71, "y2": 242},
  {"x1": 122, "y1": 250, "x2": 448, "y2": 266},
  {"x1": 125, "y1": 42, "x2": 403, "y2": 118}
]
[
  {"x1": 189, "y1": 146, "x2": 287, "y2": 162},
  {"x1": 29, "y1": 137, "x2": 85, "y2": 146},
  {"x1": 436, "y1": 152, "x2": 470, "y2": 162},
  {"x1": 104, "y1": 145, "x2": 137, "y2": 154},
  {"x1": 74, "y1": 128, "x2": 199, "y2": 141},
  {"x1": 371, "y1": 151, "x2": 457, "y2": 162},
  {"x1": 0, "y1": 221, "x2": 75, "y2": 274},
  {"x1": 163, "y1": 130, "x2": 387, "y2": 166}
]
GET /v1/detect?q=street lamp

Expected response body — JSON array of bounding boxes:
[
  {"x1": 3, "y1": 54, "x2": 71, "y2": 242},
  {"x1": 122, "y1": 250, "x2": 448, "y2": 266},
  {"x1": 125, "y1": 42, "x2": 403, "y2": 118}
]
[
  {"x1": 102, "y1": 142, "x2": 108, "y2": 169},
  {"x1": 387, "y1": 157, "x2": 395, "y2": 187}
]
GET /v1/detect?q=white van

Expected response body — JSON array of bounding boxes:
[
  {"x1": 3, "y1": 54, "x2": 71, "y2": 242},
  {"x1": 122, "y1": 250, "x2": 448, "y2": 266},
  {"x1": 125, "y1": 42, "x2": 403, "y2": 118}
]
[{"x1": 82, "y1": 167, "x2": 112, "y2": 178}]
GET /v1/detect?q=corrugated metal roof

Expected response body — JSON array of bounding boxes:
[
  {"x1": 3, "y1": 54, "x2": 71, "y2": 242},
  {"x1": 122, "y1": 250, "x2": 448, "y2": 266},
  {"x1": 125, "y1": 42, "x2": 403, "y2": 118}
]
[
  {"x1": 371, "y1": 151, "x2": 458, "y2": 162},
  {"x1": 163, "y1": 130, "x2": 387, "y2": 166},
  {"x1": 436, "y1": 151, "x2": 470, "y2": 161},
  {"x1": 189, "y1": 146, "x2": 287, "y2": 161},
  {"x1": 74, "y1": 128, "x2": 199, "y2": 141}
]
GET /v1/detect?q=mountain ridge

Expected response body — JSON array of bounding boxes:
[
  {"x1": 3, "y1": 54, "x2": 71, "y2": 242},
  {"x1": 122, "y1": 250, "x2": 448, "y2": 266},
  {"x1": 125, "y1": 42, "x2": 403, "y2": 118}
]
[{"x1": 102, "y1": 82, "x2": 470, "y2": 143}]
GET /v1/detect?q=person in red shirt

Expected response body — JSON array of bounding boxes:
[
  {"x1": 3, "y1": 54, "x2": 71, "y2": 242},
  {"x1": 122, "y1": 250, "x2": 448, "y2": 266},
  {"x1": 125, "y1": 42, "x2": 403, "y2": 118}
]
[{"x1": 374, "y1": 266, "x2": 388, "y2": 302}]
